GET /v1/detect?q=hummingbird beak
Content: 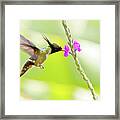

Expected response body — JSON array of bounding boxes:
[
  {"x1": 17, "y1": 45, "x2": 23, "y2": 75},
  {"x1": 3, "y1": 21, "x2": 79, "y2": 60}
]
[
  {"x1": 42, "y1": 34, "x2": 53, "y2": 47},
  {"x1": 61, "y1": 49, "x2": 65, "y2": 52}
]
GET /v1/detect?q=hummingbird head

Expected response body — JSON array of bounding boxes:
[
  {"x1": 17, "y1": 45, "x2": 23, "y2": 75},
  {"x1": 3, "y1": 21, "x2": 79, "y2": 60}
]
[
  {"x1": 50, "y1": 43, "x2": 62, "y2": 54},
  {"x1": 42, "y1": 35, "x2": 62, "y2": 54}
]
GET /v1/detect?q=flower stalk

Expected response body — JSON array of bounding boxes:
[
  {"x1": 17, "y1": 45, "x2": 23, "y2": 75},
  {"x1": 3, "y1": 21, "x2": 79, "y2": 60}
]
[{"x1": 62, "y1": 20, "x2": 97, "y2": 100}]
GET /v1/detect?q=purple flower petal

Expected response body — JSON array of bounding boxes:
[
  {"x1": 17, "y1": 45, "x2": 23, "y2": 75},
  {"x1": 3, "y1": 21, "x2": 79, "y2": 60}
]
[
  {"x1": 64, "y1": 45, "x2": 70, "y2": 52},
  {"x1": 77, "y1": 47, "x2": 82, "y2": 52},
  {"x1": 64, "y1": 45, "x2": 70, "y2": 57},
  {"x1": 64, "y1": 52, "x2": 69, "y2": 57},
  {"x1": 73, "y1": 40, "x2": 81, "y2": 52}
]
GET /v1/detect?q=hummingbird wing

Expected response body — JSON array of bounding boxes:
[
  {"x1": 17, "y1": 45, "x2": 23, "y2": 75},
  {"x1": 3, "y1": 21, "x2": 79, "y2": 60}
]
[
  {"x1": 20, "y1": 60, "x2": 34, "y2": 77},
  {"x1": 20, "y1": 35, "x2": 40, "y2": 59}
]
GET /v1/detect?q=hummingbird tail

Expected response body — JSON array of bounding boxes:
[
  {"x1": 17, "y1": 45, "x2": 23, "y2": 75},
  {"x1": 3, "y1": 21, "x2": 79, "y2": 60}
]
[{"x1": 20, "y1": 60, "x2": 34, "y2": 77}]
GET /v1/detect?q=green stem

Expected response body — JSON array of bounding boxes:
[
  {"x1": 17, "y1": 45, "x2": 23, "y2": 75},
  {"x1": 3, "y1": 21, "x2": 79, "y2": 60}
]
[{"x1": 62, "y1": 20, "x2": 97, "y2": 100}]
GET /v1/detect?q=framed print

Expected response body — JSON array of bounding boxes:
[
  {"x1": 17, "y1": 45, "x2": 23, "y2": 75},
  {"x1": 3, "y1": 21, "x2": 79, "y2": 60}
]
[{"x1": 0, "y1": 0, "x2": 120, "y2": 119}]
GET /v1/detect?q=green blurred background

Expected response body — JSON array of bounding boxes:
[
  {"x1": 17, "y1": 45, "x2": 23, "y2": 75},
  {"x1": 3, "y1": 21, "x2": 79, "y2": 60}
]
[{"x1": 20, "y1": 20, "x2": 100, "y2": 100}]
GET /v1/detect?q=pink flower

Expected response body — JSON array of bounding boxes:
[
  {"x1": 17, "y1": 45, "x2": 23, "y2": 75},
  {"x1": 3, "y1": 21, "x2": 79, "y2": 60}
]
[
  {"x1": 63, "y1": 40, "x2": 81, "y2": 57},
  {"x1": 73, "y1": 40, "x2": 81, "y2": 52},
  {"x1": 64, "y1": 45, "x2": 70, "y2": 57}
]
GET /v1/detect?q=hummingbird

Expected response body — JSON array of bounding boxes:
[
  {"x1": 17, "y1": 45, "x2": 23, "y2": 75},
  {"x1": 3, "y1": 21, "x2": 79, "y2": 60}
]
[{"x1": 20, "y1": 34, "x2": 62, "y2": 77}]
